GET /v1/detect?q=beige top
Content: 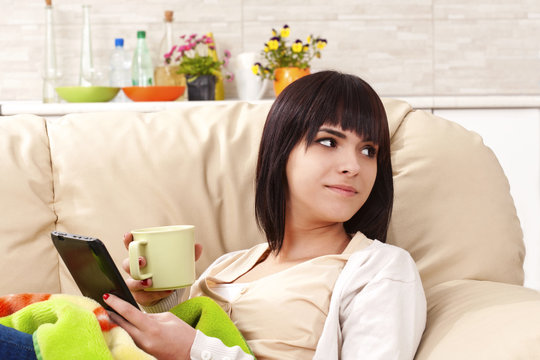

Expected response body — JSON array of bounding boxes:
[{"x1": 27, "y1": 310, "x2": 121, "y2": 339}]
[{"x1": 189, "y1": 233, "x2": 373, "y2": 360}]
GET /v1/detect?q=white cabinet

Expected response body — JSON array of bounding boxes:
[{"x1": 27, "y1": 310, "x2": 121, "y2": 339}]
[{"x1": 434, "y1": 109, "x2": 540, "y2": 290}]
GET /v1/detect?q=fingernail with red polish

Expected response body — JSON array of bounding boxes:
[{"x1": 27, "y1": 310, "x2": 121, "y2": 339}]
[
  {"x1": 103, "y1": 293, "x2": 110, "y2": 300},
  {"x1": 138, "y1": 257, "x2": 143, "y2": 266},
  {"x1": 141, "y1": 279, "x2": 149, "y2": 286}
]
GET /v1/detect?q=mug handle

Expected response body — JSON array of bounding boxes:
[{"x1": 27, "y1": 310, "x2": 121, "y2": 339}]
[{"x1": 129, "y1": 240, "x2": 152, "y2": 280}]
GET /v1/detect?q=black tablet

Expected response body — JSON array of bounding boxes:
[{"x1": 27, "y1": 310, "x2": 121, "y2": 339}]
[{"x1": 51, "y1": 231, "x2": 139, "y2": 313}]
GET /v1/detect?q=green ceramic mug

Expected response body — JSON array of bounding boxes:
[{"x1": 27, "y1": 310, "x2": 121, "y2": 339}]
[{"x1": 129, "y1": 225, "x2": 196, "y2": 291}]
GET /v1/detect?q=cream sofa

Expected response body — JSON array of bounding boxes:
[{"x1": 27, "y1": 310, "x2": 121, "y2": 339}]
[{"x1": 1, "y1": 99, "x2": 539, "y2": 359}]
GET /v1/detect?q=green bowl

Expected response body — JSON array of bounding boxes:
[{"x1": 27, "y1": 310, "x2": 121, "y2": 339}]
[{"x1": 55, "y1": 86, "x2": 120, "y2": 103}]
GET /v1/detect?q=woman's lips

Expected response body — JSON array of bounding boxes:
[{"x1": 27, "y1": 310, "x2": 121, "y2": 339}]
[{"x1": 326, "y1": 185, "x2": 358, "y2": 197}]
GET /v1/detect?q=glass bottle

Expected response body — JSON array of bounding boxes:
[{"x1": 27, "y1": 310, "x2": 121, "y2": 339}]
[
  {"x1": 109, "y1": 38, "x2": 131, "y2": 101},
  {"x1": 154, "y1": 10, "x2": 186, "y2": 100},
  {"x1": 158, "y1": 10, "x2": 174, "y2": 65},
  {"x1": 79, "y1": 4, "x2": 94, "y2": 86},
  {"x1": 132, "y1": 30, "x2": 154, "y2": 86},
  {"x1": 43, "y1": 0, "x2": 58, "y2": 103},
  {"x1": 206, "y1": 32, "x2": 224, "y2": 100}
]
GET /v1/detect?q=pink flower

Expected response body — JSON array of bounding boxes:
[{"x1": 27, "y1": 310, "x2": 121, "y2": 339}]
[
  {"x1": 223, "y1": 53, "x2": 231, "y2": 67},
  {"x1": 167, "y1": 45, "x2": 177, "y2": 56}
]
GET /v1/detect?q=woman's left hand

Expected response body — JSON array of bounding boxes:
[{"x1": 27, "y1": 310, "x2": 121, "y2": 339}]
[{"x1": 104, "y1": 293, "x2": 197, "y2": 360}]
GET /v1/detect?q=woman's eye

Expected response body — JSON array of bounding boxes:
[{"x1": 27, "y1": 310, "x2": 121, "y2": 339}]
[
  {"x1": 317, "y1": 138, "x2": 337, "y2": 147},
  {"x1": 361, "y1": 146, "x2": 377, "y2": 157}
]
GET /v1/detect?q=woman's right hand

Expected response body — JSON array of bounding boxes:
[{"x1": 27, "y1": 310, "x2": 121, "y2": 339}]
[{"x1": 121, "y1": 232, "x2": 203, "y2": 307}]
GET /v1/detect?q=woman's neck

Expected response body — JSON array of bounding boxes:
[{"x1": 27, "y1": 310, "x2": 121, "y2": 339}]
[
  {"x1": 233, "y1": 223, "x2": 351, "y2": 283},
  {"x1": 275, "y1": 223, "x2": 351, "y2": 263}
]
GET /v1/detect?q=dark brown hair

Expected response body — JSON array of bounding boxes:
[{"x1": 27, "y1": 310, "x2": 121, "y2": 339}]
[{"x1": 255, "y1": 71, "x2": 393, "y2": 253}]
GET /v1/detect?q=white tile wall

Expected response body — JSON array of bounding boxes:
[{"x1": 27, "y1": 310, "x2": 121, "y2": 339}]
[{"x1": 0, "y1": 0, "x2": 539, "y2": 100}]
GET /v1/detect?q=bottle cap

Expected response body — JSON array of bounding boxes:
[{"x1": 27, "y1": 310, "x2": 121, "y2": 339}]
[
  {"x1": 45, "y1": 0, "x2": 52, "y2": 6},
  {"x1": 164, "y1": 10, "x2": 173, "y2": 22},
  {"x1": 115, "y1": 38, "x2": 124, "y2": 47},
  {"x1": 137, "y1": 30, "x2": 146, "y2": 39}
]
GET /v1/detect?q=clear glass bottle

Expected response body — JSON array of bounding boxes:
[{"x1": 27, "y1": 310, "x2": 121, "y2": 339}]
[
  {"x1": 154, "y1": 10, "x2": 186, "y2": 100},
  {"x1": 157, "y1": 10, "x2": 174, "y2": 66},
  {"x1": 109, "y1": 38, "x2": 131, "y2": 101},
  {"x1": 43, "y1": 0, "x2": 58, "y2": 103},
  {"x1": 79, "y1": 4, "x2": 94, "y2": 86},
  {"x1": 131, "y1": 30, "x2": 154, "y2": 86}
]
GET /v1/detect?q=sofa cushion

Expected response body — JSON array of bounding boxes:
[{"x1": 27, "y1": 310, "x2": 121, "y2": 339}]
[
  {"x1": 46, "y1": 103, "x2": 272, "y2": 293},
  {"x1": 0, "y1": 115, "x2": 59, "y2": 295},
  {"x1": 45, "y1": 99, "x2": 525, "y2": 294},
  {"x1": 415, "y1": 280, "x2": 540, "y2": 359},
  {"x1": 385, "y1": 104, "x2": 525, "y2": 289}
]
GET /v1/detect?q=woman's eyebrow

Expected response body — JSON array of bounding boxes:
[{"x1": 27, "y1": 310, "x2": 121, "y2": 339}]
[{"x1": 318, "y1": 128, "x2": 346, "y2": 139}]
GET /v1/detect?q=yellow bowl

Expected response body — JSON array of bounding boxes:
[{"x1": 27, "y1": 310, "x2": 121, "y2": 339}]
[{"x1": 55, "y1": 86, "x2": 120, "y2": 103}]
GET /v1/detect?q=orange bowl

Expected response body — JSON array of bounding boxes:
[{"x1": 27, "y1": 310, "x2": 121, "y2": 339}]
[{"x1": 122, "y1": 86, "x2": 185, "y2": 102}]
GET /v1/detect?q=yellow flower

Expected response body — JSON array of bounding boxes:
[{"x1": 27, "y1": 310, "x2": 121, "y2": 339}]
[
  {"x1": 268, "y1": 39, "x2": 279, "y2": 51},
  {"x1": 251, "y1": 64, "x2": 260, "y2": 75},
  {"x1": 292, "y1": 41, "x2": 303, "y2": 53},
  {"x1": 316, "y1": 39, "x2": 327, "y2": 50},
  {"x1": 254, "y1": 25, "x2": 327, "y2": 80},
  {"x1": 280, "y1": 25, "x2": 290, "y2": 38}
]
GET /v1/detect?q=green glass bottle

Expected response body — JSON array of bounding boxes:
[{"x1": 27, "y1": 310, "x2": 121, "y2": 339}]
[{"x1": 131, "y1": 30, "x2": 154, "y2": 86}]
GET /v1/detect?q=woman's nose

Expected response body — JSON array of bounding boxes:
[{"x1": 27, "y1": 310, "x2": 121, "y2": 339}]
[{"x1": 339, "y1": 150, "x2": 361, "y2": 175}]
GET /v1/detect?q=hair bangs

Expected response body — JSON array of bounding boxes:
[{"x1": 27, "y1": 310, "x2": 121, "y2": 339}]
[{"x1": 303, "y1": 73, "x2": 386, "y2": 147}]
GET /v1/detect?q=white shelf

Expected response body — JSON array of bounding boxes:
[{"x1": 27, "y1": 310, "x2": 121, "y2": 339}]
[
  {"x1": 0, "y1": 99, "x2": 271, "y2": 117},
  {"x1": 2, "y1": 96, "x2": 540, "y2": 117}
]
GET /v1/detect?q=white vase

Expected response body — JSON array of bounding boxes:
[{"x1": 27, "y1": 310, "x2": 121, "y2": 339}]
[{"x1": 234, "y1": 52, "x2": 268, "y2": 101}]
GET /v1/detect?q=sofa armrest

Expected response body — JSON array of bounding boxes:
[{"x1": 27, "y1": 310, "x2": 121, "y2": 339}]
[{"x1": 416, "y1": 280, "x2": 540, "y2": 359}]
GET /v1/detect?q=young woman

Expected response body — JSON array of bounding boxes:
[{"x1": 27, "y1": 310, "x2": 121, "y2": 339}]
[
  {"x1": 0, "y1": 71, "x2": 426, "y2": 360},
  {"x1": 105, "y1": 71, "x2": 426, "y2": 359}
]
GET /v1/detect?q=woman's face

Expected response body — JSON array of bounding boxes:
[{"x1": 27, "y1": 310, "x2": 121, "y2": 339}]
[{"x1": 285, "y1": 124, "x2": 378, "y2": 228}]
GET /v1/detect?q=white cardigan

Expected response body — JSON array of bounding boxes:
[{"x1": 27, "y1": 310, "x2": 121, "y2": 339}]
[{"x1": 144, "y1": 238, "x2": 427, "y2": 360}]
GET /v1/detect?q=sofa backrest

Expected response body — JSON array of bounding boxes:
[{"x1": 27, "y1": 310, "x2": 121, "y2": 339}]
[
  {"x1": 47, "y1": 103, "x2": 272, "y2": 294},
  {"x1": 385, "y1": 100, "x2": 525, "y2": 289},
  {"x1": 0, "y1": 115, "x2": 59, "y2": 294},
  {"x1": 0, "y1": 99, "x2": 525, "y2": 296}
]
